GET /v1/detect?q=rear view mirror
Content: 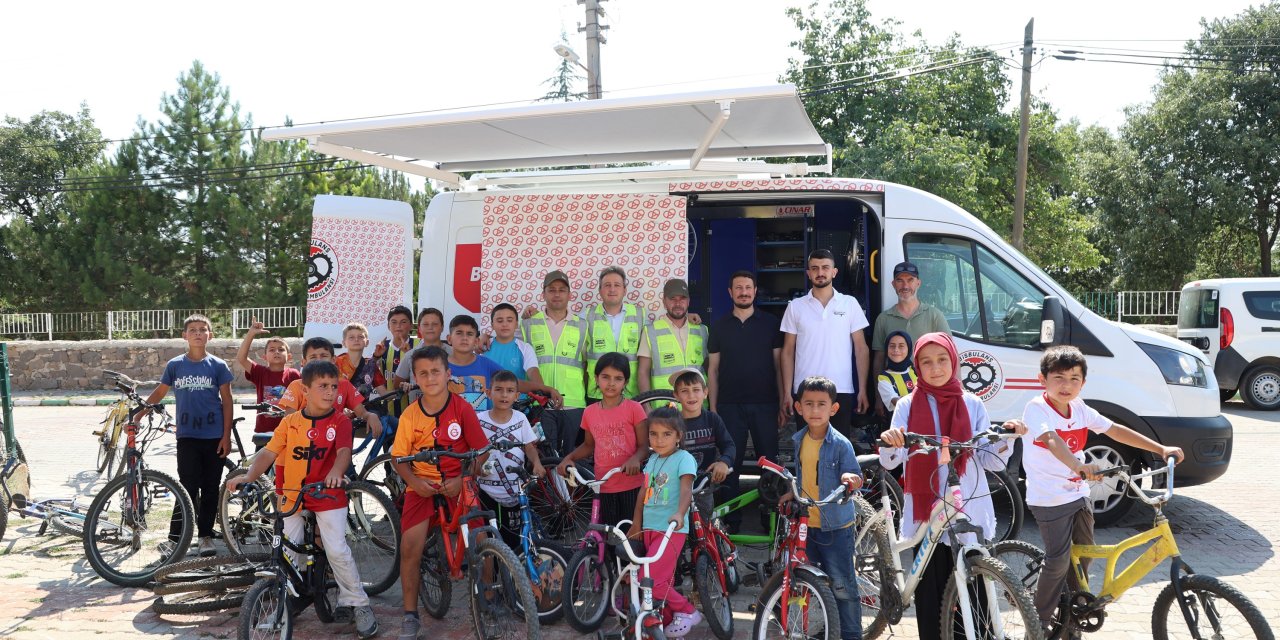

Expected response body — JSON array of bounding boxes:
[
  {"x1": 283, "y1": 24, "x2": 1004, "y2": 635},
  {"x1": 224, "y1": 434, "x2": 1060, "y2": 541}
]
[{"x1": 1041, "y1": 296, "x2": 1066, "y2": 347}]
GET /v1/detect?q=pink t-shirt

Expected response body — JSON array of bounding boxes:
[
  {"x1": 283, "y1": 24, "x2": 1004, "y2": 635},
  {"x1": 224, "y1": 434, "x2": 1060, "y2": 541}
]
[{"x1": 583, "y1": 399, "x2": 647, "y2": 493}]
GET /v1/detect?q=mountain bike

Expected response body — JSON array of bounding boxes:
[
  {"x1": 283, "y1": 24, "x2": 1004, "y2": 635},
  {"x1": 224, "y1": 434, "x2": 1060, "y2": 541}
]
[
  {"x1": 219, "y1": 403, "x2": 284, "y2": 557},
  {"x1": 150, "y1": 550, "x2": 270, "y2": 615},
  {"x1": 503, "y1": 462, "x2": 570, "y2": 624},
  {"x1": 593, "y1": 520, "x2": 681, "y2": 640},
  {"x1": 560, "y1": 465, "x2": 628, "y2": 633},
  {"x1": 993, "y1": 457, "x2": 1273, "y2": 640},
  {"x1": 352, "y1": 386, "x2": 415, "y2": 506},
  {"x1": 95, "y1": 370, "x2": 159, "y2": 478}
]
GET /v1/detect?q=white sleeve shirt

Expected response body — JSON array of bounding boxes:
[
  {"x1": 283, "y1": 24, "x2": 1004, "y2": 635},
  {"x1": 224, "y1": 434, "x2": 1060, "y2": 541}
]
[
  {"x1": 1020, "y1": 394, "x2": 1113, "y2": 507},
  {"x1": 780, "y1": 290, "x2": 870, "y2": 394}
]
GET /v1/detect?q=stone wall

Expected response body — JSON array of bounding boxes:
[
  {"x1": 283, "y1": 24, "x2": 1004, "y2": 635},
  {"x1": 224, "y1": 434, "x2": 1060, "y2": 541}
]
[{"x1": 3, "y1": 338, "x2": 305, "y2": 392}]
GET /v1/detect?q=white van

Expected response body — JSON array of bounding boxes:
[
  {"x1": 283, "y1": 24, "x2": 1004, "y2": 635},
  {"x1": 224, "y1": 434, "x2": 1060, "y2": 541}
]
[
  {"x1": 1178, "y1": 278, "x2": 1280, "y2": 409},
  {"x1": 265, "y1": 85, "x2": 1232, "y2": 525}
]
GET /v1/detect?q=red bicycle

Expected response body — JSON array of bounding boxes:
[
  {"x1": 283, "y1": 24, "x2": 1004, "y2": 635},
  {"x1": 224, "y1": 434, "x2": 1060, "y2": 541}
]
[{"x1": 677, "y1": 472, "x2": 738, "y2": 640}]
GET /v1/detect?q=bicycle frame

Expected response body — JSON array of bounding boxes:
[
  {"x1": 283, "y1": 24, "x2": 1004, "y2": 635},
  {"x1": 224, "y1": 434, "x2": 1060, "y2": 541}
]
[
  {"x1": 687, "y1": 479, "x2": 734, "y2": 594},
  {"x1": 712, "y1": 488, "x2": 779, "y2": 546},
  {"x1": 428, "y1": 475, "x2": 503, "y2": 580},
  {"x1": 600, "y1": 520, "x2": 678, "y2": 639}
]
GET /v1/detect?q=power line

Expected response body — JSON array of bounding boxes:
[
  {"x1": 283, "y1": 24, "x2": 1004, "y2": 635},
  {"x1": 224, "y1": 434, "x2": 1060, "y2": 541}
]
[
  {"x1": 1049, "y1": 55, "x2": 1267, "y2": 74},
  {"x1": 801, "y1": 54, "x2": 999, "y2": 96},
  {"x1": 0, "y1": 161, "x2": 374, "y2": 195},
  {"x1": 4, "y1": 158, "x2": 344, "y2": 189}
]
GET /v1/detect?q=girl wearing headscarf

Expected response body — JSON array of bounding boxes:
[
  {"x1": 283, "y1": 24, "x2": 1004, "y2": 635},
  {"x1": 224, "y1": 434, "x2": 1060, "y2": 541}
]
[
  {"x1": 876, "y1": 330, "x2": 918, "y2": 412},
  {"x1": 878, "y1": 332, "x2": 1024, "y2": 639}
]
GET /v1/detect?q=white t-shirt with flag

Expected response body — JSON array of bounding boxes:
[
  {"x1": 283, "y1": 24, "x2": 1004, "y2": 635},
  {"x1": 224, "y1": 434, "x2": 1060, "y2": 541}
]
[
  {"x1": 1020, "y1": 394, "x2": 1113, "y2": 507},
  {"x1": 476, "y1": 410, "x2": 538, "y2": 507}
]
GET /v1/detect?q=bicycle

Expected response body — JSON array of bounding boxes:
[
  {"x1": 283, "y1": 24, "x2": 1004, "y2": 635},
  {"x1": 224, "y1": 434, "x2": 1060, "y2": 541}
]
[
  {"x1": 503, "y1": 462, "x2": 571, "y2": 624},
  {"x1": 560, "y1": 465, "x2": 628, "y2": 633},
  {"x1": 82, "y1": 398, "x2": 196, "y2": 587},
  {"x1": 677, "y1": 473, "x2": 737, "y2": 640},
  {"x1": 219, "y1": 403, "x2": 286, "y2": 557},
  {"x1": 593, "y1": 520, "x2": 682, "y2": 640},
  {"x1": 396, "y1": 439, "x2": 542, "y2": 640},
  {"x1": 993, "y1": 457, "x2": 1273, "y2": 640},
  {"x1": 94, "y1": 370, "x2": 159, "y2": 478},
  {"x1": 351, "y1": 386, "x2": 415, "y2": 506},
  {"x1": 855, "y1": 429, "x2": 1043, "y2": 640}
]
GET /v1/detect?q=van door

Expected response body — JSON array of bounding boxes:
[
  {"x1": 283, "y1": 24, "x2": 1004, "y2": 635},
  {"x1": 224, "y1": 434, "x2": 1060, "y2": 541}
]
[{"x1": 1176, "y1": 286, "x2": 1220, "y2": 363}]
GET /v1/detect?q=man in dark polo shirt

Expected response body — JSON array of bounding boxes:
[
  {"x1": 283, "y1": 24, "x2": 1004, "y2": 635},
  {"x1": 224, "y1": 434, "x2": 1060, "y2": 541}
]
[{"x1": 707, "y1": 270, "x2": 783, "y2": 532}]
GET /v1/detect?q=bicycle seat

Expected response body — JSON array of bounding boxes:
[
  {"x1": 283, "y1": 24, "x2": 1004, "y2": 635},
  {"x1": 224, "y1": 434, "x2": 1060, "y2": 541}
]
[{"x1": 251, "y1": 433, "x2": 273, "y2": 448}]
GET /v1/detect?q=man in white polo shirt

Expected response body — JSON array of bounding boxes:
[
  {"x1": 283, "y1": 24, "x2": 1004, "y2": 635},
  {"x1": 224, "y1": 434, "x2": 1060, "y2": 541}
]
[{"x1": 780, "y1": 249, "x2": 871, "y2": 439}]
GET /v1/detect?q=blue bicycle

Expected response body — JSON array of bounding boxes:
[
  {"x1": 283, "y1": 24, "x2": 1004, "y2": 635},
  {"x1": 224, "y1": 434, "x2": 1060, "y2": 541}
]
[{"x1": 502, "y1": 462, "x2": 571, "y2": 624}]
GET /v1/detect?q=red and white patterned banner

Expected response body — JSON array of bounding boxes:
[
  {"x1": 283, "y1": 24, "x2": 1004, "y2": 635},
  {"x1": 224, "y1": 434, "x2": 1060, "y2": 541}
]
[{"x1": 668, "y1": 177, "x2": 887, "y2": 193}]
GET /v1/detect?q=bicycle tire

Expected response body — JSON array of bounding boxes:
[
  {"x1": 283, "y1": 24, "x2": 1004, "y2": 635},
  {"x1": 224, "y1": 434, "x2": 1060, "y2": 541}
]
[
  {"x1": 153, "y1": 587, "x2": 249, "y2": 615},
  {"x1": 525, "y1": 461, "x2": 592, "y2": 545},
  {"x1": 469, "y1": 538, "x2": 542, "y2": 640},
  {"x1": 48, "y1": 511, "x2": 85, "y2": 537},
  {"x1": 714, "y1": 530, "x2": 741, "y2": 594},
  {"x1": 345, "y1": 479, "x2": 401, "y2": 595},
  {"x1": 858, "y1": 456, "x2": 904, "y2": 523},
  {"x1": 154, "y1": 552, "x2": 271, "y2": 583},
  {"x1": 83, "y1": 469, "x2": 195, "y2": 587},
  {"x1": 523, "y1": 542, "x2": 569, "y2": 624},
  {"x1": 219, "y1": 469, "x2": 275, "y2": 557},
  {"x1": 752, "y1": 569, "x2": 841, "y2": 640},
  {"x1": 240, "y1": 577, "x2": 293, "y2": 640},
  {"x1": 1151, "y1": 573, "x2": 1274, "y2": 640},
  {"x1": 632, "y1": 390, "x2": 678, "y2": 414},
  {"x1": 694, "y1": 552, "x2": 734, "y2": 640},
  {"x1": 940, "y1": 555, "x2": 1044, "y2": 640},
  {"x1": 153, "y1": 573, "x2": 257, "y2": 595},
  {"x1": 986, "y1": 468, "x2": 1025, "y2": 542},
  {"x1": 853, "y1": 494, "x2": 894, "y2": 640},
  {"x1": 989, "y1": 540, "x2": 1074, "y2": 639},
  {"x1": 96, "y1": 408, "x2": 125, "y2": 474},
  {"x1": 312, "y1": 558, "x2": 340, "y2": 624},
  {"x1": 97, "y1": 441, "x2": 116, "y2": 475},
  {"x1": 356, "y1": 453, "x2": 406, "y2": 510},
  {"x1": 564, "y1": 542, "x2": 611, "y2": 633},
  {"x1": 420, "y1": 529, "x2": 453, "y2": 619}
]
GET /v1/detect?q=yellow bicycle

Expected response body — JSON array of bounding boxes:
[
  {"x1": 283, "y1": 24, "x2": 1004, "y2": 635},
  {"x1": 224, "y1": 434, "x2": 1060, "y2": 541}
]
[
  {"x1": 994, "y1": 458, "x2": 1272, "y2": 640},
  {"x1": 94, "y1": 370, "x2": 158, "y2": 478}
]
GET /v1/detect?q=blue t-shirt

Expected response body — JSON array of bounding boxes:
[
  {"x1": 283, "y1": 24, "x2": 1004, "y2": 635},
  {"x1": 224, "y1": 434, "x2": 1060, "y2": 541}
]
[
  {"x1": 447, "y1": 355, "x2": 505, "y2": 411},
  {"x1": 486, "y1": 339, "x2": 531, "y2": 380},
  {"x1": 642, "y1": 449, "x2": 697, "y2": 534},
  {"x1": 161, "y1": 354, "x2": 234, "y2": 439}
]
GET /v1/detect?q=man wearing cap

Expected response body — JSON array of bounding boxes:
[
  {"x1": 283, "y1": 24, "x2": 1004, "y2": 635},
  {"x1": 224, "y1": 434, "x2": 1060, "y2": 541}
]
[
  {"x1": 521, "y1": 270, "x2": 590, "y2": 453},
  {"x1": 584, "y1": 266, "x2": 648, "y2": 402},
  {"x1": 637, "y1": 278, "x2": 709, "y2": 392},
  {"x1": 871, "y1": 261, "x2": 950, "y2": 379}
]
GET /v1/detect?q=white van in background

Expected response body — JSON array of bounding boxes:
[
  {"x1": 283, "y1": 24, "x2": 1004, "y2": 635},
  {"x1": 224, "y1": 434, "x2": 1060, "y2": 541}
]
[
  {"x1": 265, "y1": 85, "x2": 1232, "y2": 526},
  {"x1": 1178, "y1": 278, "x2": 1280, "y2": 410}
]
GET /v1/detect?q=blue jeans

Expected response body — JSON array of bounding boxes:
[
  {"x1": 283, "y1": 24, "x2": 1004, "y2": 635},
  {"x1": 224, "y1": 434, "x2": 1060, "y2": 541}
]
[{"x1": 806, "y1": 524, "x2": 863, "y2": 640}]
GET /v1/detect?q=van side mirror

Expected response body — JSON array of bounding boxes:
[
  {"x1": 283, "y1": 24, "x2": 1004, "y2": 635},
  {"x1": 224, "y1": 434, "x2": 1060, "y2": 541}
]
[{"x1": 1040, "y1": 296, "x2": 1066, "y2": 347}]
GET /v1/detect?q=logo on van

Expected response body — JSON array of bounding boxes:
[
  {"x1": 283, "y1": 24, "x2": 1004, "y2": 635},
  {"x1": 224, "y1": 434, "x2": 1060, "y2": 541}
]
[
  {"x1": 453, "y1": 243, "x2": 482, "y2": 313},
  {"x1": 308, "y1": 238, "x2": 338, "y2": 302},
  {"x1": 959, "y1": 350, "x2": 1003, "y2": 401}
]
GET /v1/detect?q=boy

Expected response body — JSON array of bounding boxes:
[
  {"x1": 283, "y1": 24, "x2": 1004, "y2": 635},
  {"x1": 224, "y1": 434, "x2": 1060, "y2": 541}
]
[
  {"x1": 440, "y1": 315, "x2": 505, "y2": 410},
  {"x1": 278, "y1": 337, "x2": 381, "y2": 439},
  {"x1": 1020, "y1": 346, "x2": 1183, "y2": 633},
  {"x1": 144, "y1": 314, "x2": 234, "y2": 558},
  {"x1": 475, "y1": 369, "x2": 546, "y2": 550},
  {"x1": 488, "y1": 304, "x2": 566, "y2": 408},
  {"x1": 226, "y1": 361, "x2": 378, "y2": 639},
  {"x1": 391, "y1": 346, "x2": 490, "y2": 640},
  {"x1": 235, "y1": 317, "x2": 299, "y2": 440},
  {"x1": 374, "y1": 305, "x2": 418, "y2": 418},
  {"x1": 391, "y1": 308, "x2": 452, "y2": 391},
  {"x1": 335, "y1": 323, "x2": 387, "y2": 396},
  {"x1": 778, "y1": 376, "x2": 863, "y2": 640},
  {"x1": 670, "y1": 368, "x2": 735, "y2": 518}
]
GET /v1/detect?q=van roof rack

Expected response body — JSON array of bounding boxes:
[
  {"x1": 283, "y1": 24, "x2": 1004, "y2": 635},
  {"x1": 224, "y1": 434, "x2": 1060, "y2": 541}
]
[{"x1": 261, "y1": 85, "x2": 829, "y2": 189}]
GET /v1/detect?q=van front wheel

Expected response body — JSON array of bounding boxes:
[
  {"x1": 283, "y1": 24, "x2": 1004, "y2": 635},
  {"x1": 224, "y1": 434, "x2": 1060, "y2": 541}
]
[
  {"x1": 1083, "y1": 437, "x2": 1137, "y2": 527},
  {"x1": 1240, "y1": 365, "x2": 1280, "y2": 410}
]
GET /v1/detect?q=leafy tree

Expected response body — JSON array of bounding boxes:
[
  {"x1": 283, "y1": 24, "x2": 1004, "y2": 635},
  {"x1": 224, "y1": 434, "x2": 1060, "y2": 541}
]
[{"x1": 538, "y1": 31, "x2": 587, "y2": 102}]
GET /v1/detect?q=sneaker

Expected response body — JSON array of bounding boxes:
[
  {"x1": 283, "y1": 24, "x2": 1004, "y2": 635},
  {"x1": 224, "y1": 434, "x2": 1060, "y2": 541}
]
[
  {"x1": 334, "y1": 605, "x2": 353, "y2": 623},
  {"x1": 355, "y1": 606, "x2": 379, "y2": 639},
  {"x1": 664, "y1": 610, "x2": 703, "y2": 638},
  {"x1": 198, "y1": 537, "x2": 216, "y2": 557},
  {"x1": 397, "y1": 615, "x2": 421, "y2": 640}
]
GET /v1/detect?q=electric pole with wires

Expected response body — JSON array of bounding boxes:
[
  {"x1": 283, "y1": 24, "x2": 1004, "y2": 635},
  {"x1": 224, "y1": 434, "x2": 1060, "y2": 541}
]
[
  {"x1": 579, "y1": 0, "x2": 608, "y2": 100},
  {"x1": 1012, "y1": 18, "x2": 1033, "y2": 252}
]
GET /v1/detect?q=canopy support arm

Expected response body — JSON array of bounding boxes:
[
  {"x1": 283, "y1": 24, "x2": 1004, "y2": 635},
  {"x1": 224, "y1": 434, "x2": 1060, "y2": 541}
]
[
  {"x1": 309, "y1": 140, "x2": 463, "y2": 187},
  {"x1": 689, "y1": 99, "x2": 734, "y2": 171}
]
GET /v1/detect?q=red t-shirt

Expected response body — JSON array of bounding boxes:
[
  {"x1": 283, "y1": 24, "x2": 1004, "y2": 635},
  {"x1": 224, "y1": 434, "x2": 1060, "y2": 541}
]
[
  {"x1": 266, "y1": 409, "x2": 353, "y2": 512},
  {"x1": 278, "y1": 379, "x2": 365, "y2": 414},
  {"x1": 245, "y1": 363, "x2": 301, "y2": 433},
  {"x1": 391, "y1": 393, "x2": 489, "y2": 483}
]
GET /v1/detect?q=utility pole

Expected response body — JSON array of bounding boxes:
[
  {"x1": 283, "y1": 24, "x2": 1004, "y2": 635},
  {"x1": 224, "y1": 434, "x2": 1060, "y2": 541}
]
[
  {"x1": 1012, "y1": 18, "x2": 1033, "y2": 252},
  {"x1": 579, "y1": 0, "x2": 608, "y2": 100}
]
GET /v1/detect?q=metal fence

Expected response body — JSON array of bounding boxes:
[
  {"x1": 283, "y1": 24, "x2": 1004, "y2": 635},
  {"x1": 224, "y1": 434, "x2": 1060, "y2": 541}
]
[
  {"x1": 1073, "y1": 291, "x2": 1180, "y2": 324},
  {"x1": 0, "y1": 307, "x2": 304, "y2": 340}
]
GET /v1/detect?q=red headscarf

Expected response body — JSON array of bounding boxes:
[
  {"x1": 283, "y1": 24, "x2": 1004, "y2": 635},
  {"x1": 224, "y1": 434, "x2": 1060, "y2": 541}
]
[{"x1": 903, "y1": 332, "x2": 973, "y2": 524}]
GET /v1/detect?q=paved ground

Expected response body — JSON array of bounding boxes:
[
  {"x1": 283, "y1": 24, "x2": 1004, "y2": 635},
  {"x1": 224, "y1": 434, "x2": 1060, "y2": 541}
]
[{"x1": 1, "y1": 400, "x2": 1275, "y2": 639}]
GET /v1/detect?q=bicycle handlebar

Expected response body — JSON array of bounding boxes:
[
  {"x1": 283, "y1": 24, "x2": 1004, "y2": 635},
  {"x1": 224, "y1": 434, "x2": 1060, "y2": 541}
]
[
  {"x1": 1099, "y1": 456, "x2": 1177, "y2": 506},
  {"x1": 393, "y1": 439, "x2": 520, "y2": 465},
  {"x1": 876, "y1": 429, "x2": 1020, "y2": 455},
  {"x1": 757, "y1": 456, "x2": 856, "y2": 508},
  {"x1": 241, "y1": 402, "x2": 286, "y2": 418},
  {"x1": 104, "y1": 370, "x2": 161, "y2": 389},
  {"x1": 234, "y1": 480, "x2": 341, "y2": 517},
  {"x1": 592, "y1": 520, "x2": 679, "y2": 566},
  {"x1": 691, "y1": 469, "x2": 731, "y2": 497},
  {"x1": 564, "y1": 465, "x2": 625, "y2": 492},
  {"x1": 363, "y1": 386, "x2": 418, "y2": 409}
]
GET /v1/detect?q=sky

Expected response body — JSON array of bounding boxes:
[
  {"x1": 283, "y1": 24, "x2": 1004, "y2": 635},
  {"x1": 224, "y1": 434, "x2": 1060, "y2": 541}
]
[{"x1": 0, "y1": 0, "x2": 1261, "y2": 147}]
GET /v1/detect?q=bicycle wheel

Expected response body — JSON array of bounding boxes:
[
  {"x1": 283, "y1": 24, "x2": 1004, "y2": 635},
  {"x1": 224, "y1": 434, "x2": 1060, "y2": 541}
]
[
  {"x1": 526, "y1": 464, "x2": 592, "y2": 544},
  {"x1": 41, "y1": 499, "x2": 86, "y2": 538},
  {"x1": 219, "y1": 469, "x2": 275, "y2": 557},
  {"x1": 469, "y1": 538, "x2": 542, "y2": 640},
  {"x1": 940, "y1": 555, "x2": 1044, "y2": 640},
  {"x1": 633, "y1": 390, "x2": 678, "y2": 414},
  {"x1": 694, "y1": 552, "x2": 734, "y2": 640},
  {"x1": 714, "y1": 531, "x2": 741, "y2": 594},
  {"x1": 986, "y1": 468, "x2": 1025, "y2": 542},
  {"x1": 752, "y1": 569, "x2": 840, "y2": 640},
  {"x1": 419, "y1": 528, "x2": 453, "y2": 619},
  {"x1": 153, "y1": 587, "x2": 249, "y2": 614},
  {"x1": 83, "y1": 469, "x2": 194, "y2": 587},
  {"x1": 852, "y1": 495, "x2": 894, "y2": 640},
  {"x1": 564, "y1": 542, "x2": 611, "y2": 633},
  {"x1": 155, "y1": 552, "x2": 271, "y2": 583},
  {"x1": 858, "y1": 457, "x2": 905, "y2": 522},
  {"x1": 96, "y1": 409, "x2": 125, "y2": 474},
  {"x1": 345, "y1": 479, "x2": 401, "y2": 595},
  {"x1": 356, "y1": 453, "x2": 406, "y2": 510},
  {"x1": 240, "y1": 577, "x2": 293, "y2": 640},
  {"x1": 312, "y1": 558, "x2": 341, "y2": 624},
  {"x1": 523, "y1": 542, "x2": 568, "y2": 624},
  {"x1": 990, "y1": 540, "x2": 1073, "y2": 639},
  {"x1": 1151, "y1": 574, "x2": 1274, "y2": 640}
]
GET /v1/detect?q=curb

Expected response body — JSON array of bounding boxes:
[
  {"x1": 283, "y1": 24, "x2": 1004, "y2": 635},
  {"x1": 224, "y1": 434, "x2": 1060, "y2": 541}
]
[{"x1": 14, "y1": 395, "x2": 259, "y2": 407}]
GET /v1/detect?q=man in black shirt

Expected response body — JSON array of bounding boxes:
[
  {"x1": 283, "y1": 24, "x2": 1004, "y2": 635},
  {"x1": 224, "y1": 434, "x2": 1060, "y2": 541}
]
[{"x1": 707, "y1": 270, "x2": 784, "y2": 532}]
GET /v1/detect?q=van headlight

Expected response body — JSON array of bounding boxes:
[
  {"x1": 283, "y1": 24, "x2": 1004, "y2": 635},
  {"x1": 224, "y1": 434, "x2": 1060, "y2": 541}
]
[{"x1": 1137, "y1": 343, "x2": 1210, "y2": 388}]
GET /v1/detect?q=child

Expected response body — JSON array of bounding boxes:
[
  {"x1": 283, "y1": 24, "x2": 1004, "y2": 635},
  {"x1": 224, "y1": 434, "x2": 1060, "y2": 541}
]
[
  {"x1": 876, "y1": 330, "x2": 917, "y2": 412},
  {"x1": 376, "y1": 305, "x2": 418, "y2": 418},
  {"x1": 225, "y1": 360, "x2": 378, "y2": 639},
  {"x1": 144, "y1": 314, "x2": 234, "y2": 558},
  {"x1": 235, "y1": 317, "x2": 299, "y2": 440},
  {"x1": 475, "y1": 369, "x2": 547, "y2": 550},
  {"x1": 778, "y1": 376, "x2": 864, "y2": 640},
  {"x1": 391, "y1": 346, "x2": 491, "y2": 640},
  {"x1": 556, "y1": 352, "x2": 649, "y2": 530},
  {"x1": 487, "y1": 303, "x2": 565, "y2": 408},
  {"x1": 880, "y1": 332, "x2": 1021, "y2": 640},
  {"x1": 442, "y1": 315, "x2": 505, "y2": 411},
  {"x1": 627, "y1": 407, "x2": 701, "y2": 638},
  {"x1": 335, "y1": 323, "x2": 387, "y2": 396},
  {"x1": 278, "y1": 337, "x2": 381, "y2": 439},
  {"x1": 1020, "y1": 345, "x2": 1183, "y2": 632},
  {"x1": 669, "y1": 368, "x2": 735, "y2": 519}
]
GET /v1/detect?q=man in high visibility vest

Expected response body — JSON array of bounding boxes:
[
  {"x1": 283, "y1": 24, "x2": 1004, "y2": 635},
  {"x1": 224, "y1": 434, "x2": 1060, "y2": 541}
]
[
  {"x1": 520, "y1": 270, "x2": 589, "y2": 453},
  {"x1": 637, "y1": 278, "x2": 708, "y2": 392},
  {"x1": 584, "y1": 266, "x2": 648, "y2": 402}
]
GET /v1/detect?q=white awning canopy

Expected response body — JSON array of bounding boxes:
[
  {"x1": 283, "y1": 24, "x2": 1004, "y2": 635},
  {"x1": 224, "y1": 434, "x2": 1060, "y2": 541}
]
[{"x1": 260, "y1": 85, "x2": 828, "y2": 187}]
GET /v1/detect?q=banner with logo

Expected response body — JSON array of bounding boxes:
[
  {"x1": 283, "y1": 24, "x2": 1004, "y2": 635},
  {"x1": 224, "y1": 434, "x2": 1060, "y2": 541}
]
[
  {"x1": 306, "y1": 195, "x2": 415, "y2": 350},
  {"x1": 478, "y1": 193, "x2": 688, "y2": 332}
]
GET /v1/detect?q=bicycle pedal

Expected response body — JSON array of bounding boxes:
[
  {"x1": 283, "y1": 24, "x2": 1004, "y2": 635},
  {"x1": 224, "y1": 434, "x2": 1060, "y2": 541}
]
[{"x1": 92, "y1": 430, "x2": 104, "y2": 436}]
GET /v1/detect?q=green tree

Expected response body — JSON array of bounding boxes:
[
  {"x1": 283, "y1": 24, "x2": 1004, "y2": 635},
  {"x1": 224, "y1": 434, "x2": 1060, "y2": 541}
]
[{"x1": 539, "y1": 31, "x2": 587, "y2": 102}]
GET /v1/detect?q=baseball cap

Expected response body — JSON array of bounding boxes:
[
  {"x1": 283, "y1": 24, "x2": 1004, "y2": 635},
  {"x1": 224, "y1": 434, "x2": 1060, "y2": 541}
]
[
  {"x1": 892, "y1": 261, "x2": 920, "y2": 278},
  {"x1": 542, "y1": 270, "x2": 570, "y2": 289},
  {"x1": 662, "y1": 278, "x2": 690, "y2": 298},
  {"x1": 667, "y1": 367, "x2": 706, "y2": 389}
]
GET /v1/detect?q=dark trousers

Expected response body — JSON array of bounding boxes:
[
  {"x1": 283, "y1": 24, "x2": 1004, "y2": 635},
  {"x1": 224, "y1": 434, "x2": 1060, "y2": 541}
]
[
  {"x1": 599, "y1": 487, "x2": 640, "y2": 530},
  {"x1": 541, "y1": 407, "x2": 585, "y2": 459},
  {"x1": 719, "y1": 402, "x2": 779, "y2": 526},
  {"x1": 171, "y1": 438, "x2": 223, "y2": 539},
  {"x1": 1030, "y1": 499, "x2": 1094, "y2": 624},
  {"x1": 915, "y1": 541, "x2": 992, "y2": 640}
]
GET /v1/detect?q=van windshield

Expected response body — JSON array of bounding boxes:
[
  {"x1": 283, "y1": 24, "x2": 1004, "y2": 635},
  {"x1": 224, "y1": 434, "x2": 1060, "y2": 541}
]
[{"x1": 1177, "y1": 289, "x2": 1219, "y2": 329}]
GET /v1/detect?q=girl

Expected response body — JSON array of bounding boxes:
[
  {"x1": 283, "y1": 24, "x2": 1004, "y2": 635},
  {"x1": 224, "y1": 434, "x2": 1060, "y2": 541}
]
[
  {"x1": 879, "y1": 332, "x2": 1023, "y2": 640},
  {"x1": 876, "y1": 330, "x2": 918, "y2": 412},
  {"x1": 628, "y1": 407, "x2": 701, "y2": 638},
  {"x1": 556, "y1": 352, "x2": 650, "y2": 529}
]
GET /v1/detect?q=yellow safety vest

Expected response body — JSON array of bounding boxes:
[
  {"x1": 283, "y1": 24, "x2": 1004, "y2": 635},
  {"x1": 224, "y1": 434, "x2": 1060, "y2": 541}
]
[
  {"x1": 878, "y1": 369, "x2": 918, "y2": 399},
  {"x1": 585, "y1": 303, "x2": 645, "y2": 399},
  {"x1": 521, "y1": 312, "x2": 587, "y2": 409},
  {"x1": 645, "y1": 317, "x2": 708, "y2": 390}
]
